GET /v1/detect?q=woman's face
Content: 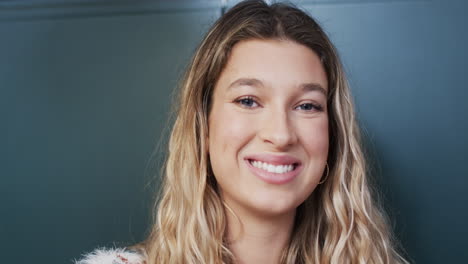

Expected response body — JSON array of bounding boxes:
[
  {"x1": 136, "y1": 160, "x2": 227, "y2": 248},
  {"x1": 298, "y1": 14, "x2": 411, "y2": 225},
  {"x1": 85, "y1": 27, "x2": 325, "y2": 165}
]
[{"x1": 208, "y1": 39, "x2": 329, "y2": 218}]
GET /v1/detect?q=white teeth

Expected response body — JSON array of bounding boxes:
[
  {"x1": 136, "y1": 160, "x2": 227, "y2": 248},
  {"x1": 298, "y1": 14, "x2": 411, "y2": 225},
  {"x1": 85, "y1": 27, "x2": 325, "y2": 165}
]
[
  {"x1": 274, "y1": 166, "x2": 282, "y2": 174},
  {"x1": 267, "y1": 164, "x2": 274, "y2": 172},
  {"x1": 250, "y1": 160, "x2": 295, "y2": 174}
]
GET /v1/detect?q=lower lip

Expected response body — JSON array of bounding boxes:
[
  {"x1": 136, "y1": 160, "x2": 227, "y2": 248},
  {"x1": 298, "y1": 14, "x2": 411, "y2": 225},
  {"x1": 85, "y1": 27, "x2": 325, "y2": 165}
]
[{"x1": 245, "y1": 159, "x2": 302, "y2": 184}]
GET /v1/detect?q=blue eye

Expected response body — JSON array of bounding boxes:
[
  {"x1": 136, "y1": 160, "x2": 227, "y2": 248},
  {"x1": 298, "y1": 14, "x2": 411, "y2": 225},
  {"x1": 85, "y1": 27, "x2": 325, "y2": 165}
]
[
  {"x1": 296, "y1": 103, "x2": 323, "y2": 112},
  {"x1": 236, "y1": 97, "x2": 259, "y2": 108}
]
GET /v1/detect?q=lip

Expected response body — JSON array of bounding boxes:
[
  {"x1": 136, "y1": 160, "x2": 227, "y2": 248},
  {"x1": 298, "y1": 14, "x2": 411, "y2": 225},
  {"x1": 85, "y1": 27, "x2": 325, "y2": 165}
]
[{"x1": 244, "y1": 154, "x2": 303, "y2": 184}]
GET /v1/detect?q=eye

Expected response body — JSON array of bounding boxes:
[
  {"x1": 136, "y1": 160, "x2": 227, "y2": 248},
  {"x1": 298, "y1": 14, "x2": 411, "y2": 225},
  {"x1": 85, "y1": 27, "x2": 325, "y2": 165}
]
[
  {"x1": 295, "y1": 102, "x2": 323, "y2": 112},
  {"x1": 235, "y1": 96, "x2": 260, "y2": 108}
]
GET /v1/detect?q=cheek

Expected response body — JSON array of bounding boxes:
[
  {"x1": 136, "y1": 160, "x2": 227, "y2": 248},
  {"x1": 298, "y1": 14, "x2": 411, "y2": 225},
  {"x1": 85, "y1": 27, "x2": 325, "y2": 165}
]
[
  {"x1": 209, "y1": 107, "x2": 253, "y2": 155},
  {"x1": 298, "y1": 118, "x2": 329, "y2": 156},
  {"x1": 208, "y1": 106, "x2": 255, "y2": 190}
]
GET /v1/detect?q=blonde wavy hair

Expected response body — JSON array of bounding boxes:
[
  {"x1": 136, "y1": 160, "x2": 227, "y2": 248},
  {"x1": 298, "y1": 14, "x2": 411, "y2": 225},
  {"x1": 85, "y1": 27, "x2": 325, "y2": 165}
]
[{"x1": 142, "y1": 0, "x2": 409, "y2": 263}]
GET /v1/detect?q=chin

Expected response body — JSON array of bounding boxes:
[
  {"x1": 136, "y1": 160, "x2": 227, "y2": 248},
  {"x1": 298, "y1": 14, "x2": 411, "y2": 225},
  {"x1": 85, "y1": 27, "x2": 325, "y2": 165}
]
[{"x1": 244, "y1": 191, "x2": 306, "y2": 218}]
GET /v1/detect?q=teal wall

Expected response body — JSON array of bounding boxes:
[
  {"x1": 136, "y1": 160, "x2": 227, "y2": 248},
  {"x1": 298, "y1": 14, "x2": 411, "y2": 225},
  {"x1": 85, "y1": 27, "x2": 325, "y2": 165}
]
[
  {"x1": 1, "y1": 1, "x2": 220, "y2": 263},
  {"x1": 1, "y1": 0, "x2": 467, "y2": 263},
  {"x1": 304, "y1": 1, "x2": 468, "y2": 263}
]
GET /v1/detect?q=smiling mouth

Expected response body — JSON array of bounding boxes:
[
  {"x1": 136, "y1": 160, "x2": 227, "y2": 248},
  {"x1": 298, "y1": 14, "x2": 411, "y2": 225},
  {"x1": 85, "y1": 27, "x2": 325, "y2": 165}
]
[{"x1": 248, "y1": 159, "x2": 299, "y2": 174}]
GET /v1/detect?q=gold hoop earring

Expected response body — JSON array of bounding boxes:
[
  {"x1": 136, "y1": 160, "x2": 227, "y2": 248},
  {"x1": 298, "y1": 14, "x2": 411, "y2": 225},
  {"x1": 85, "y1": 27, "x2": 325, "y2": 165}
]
[{"x1": 318, "y1": 163, "x2": 329, "y2": 184}]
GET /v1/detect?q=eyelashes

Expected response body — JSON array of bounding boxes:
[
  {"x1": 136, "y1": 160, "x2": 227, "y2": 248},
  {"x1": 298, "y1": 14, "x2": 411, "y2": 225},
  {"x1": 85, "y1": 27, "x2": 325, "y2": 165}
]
[
  {"x1": 235, "y1": 96, "x2": 259, "y2": 108},
  {"x1": 234, "y1": 96, "x2": 324, "y2": 112},
  {"x1": 295, "y1": 102, "x2": 323, "y2": 112}
]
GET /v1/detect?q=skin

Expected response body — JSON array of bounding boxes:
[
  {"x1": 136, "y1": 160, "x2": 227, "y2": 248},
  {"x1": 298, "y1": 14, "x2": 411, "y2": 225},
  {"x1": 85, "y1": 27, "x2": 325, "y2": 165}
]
[{"x1": 208, "y1": 39, "x2": 329, "y2": 264}]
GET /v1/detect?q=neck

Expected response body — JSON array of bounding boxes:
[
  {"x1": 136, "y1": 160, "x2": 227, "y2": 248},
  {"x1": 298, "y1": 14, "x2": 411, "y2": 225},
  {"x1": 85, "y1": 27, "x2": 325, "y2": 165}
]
[{"x1": 225, "y1": 204, "x2": 296, "y2": 264}]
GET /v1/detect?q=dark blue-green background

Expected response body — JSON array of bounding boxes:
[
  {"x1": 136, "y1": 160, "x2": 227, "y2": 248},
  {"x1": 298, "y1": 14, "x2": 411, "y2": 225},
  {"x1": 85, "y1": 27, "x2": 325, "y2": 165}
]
[{"x1": 2, "y1": 0, "x2": 467, "y2": 263}]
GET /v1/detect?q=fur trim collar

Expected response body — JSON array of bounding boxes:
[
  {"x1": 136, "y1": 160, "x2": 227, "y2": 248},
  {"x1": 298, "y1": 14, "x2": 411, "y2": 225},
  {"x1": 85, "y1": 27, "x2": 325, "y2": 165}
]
[{"x1": 74, "y1": 247, "x2": 145, "y2": 264}]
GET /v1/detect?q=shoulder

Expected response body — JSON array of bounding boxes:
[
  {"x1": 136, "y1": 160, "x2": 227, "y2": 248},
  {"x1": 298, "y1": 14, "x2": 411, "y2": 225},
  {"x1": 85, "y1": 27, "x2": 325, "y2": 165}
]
[{"x1": 74, "y1": 247, "x2": 146, "y2": 264}]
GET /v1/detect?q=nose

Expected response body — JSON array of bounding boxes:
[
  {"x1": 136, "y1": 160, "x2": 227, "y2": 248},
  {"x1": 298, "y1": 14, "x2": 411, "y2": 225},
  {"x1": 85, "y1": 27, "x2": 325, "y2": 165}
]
[{"x1": 258, "y1": 109, "x2": 298, "y2": 149}]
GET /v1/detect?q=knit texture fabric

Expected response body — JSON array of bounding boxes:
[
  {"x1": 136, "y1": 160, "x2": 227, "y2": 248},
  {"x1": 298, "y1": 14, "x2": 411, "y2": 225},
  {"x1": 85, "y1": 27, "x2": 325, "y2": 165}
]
[{"x1": 74, "y1": 247, "x2": 146, "y2": 264}]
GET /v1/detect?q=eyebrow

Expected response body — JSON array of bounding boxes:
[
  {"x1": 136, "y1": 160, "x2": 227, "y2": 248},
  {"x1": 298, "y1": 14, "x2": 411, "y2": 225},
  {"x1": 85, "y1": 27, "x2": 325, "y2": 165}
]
[
  {"x1": 227, "y1": 77, "x2": 327, "y2": 96},
  {"x1": 300, "y1": 82, "x2": 328, "y2": 96}
]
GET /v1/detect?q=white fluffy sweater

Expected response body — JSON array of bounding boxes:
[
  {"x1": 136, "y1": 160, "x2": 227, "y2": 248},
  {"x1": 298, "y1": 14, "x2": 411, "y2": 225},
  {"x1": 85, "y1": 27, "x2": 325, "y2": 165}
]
[{"x1": 74, "y1": 247, "x2": 146, "y2": 264}]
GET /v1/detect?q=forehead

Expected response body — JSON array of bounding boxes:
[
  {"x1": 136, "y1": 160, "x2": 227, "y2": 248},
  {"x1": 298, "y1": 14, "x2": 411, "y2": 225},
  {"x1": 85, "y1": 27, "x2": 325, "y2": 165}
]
[{"x1": 216, "y1": 39, "x2": 328, "y2": 93}]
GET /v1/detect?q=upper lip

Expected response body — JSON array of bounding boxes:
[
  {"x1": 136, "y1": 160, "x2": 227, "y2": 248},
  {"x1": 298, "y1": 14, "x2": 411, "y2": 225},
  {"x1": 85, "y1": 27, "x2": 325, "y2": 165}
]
[{"x1": 244, "y1": 153, "x2": 302, "y2": 166}]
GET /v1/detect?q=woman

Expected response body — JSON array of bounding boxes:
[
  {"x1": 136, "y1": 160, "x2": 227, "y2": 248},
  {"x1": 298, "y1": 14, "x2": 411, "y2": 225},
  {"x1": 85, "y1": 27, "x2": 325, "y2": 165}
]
[{"x1": 77, "y1": 0, "x2": 408, "y2": 263}]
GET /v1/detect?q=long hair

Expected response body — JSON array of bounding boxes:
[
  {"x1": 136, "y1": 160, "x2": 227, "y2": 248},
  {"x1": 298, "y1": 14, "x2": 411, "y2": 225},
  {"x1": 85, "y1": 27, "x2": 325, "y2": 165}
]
[{"x1": 143, "y1": 1, "x2": 408, "y2": 263}]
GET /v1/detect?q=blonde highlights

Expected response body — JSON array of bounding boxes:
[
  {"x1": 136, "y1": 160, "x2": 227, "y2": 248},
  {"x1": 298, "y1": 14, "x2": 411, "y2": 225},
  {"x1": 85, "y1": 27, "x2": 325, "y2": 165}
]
[{"x1": 143, "y1": 0, "x2": 408, "y2": 263}]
